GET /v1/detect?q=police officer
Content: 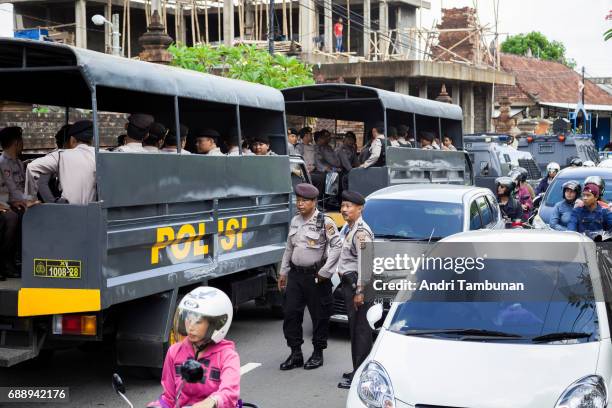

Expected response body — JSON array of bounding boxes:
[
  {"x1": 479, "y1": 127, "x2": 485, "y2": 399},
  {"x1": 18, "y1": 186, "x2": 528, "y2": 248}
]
[
  {"x1": 0, "y1": 202, "x2": 19, "y2": 280},
  {"x1": 0, "y1": 126, "x2": 27, "y2": 211},
  {"x1": 279, "y1": 183, "x2": 341, "y2": 370},
  {"x1": 337, "y1": 190, "x2": 374, "y2": 389},
  {"x1": 195, "y1": 129, "x2": 224, "y2": 156},
  {"x1": 33, "y1": 120, "x2": 96, "y2": 205},
  {"x1": 359, "y1": 123, "x2": 385, "y2": 168},
  {"x1": 115, "y1": 113, "x2": 154, "y2": 152}
]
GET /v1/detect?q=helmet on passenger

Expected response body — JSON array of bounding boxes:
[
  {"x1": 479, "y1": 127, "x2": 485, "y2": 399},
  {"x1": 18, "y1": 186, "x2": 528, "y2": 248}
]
[
  {"x1": 569, "y1": 157, "x2": 583, "y2": 167},
  {"x1": 583, "y1": 160, "x2": 596, "y2": 167},
  {"x1": 562, "y1": 180, "x2": 581, "y2": 202},
  {"x1": 495, "y1": 176, "x2": 515, "y2": 197},
  {"x1": 546, "y1": 162, "x2": 561, "y2": 174},
  {"x1": 173, "y1": 287, "x2": 233, "y2": 345},
  {"x1": 584, "y1": 176, "x2": 606, "y2": 197},
  {"x1": 508, "y1": 167, "x2": 528, "y2": 184}
]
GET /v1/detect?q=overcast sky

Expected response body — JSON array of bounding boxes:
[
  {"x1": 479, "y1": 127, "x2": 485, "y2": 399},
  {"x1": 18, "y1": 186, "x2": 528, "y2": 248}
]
[{"x1": 0, "y1": 0, "x2": 611, "y2": 75}]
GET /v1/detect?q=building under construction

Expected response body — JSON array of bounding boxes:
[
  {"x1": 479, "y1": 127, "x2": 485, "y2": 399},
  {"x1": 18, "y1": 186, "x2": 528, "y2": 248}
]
[{"x1": 1, "y1": 1, "x2": 516, "y2": 134}]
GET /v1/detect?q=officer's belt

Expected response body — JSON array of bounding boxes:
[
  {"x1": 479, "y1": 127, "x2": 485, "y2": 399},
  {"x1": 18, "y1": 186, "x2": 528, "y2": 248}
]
[
  {"x1": 290, "y1": 260, "x2": 325, "y2": 274},
  {"x1": 340, "y1": 271, "x2": 358, "y2": 285}
]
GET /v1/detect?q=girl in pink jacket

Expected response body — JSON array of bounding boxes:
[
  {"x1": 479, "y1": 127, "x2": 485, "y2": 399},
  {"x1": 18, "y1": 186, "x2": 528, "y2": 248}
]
[{"x1": 150, "y1": 287, "x2": 240, "y2": 408}]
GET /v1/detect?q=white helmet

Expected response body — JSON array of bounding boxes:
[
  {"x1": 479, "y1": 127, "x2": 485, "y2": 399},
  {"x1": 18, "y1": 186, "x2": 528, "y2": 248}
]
[
  {"x1": 546, "y1": 162, "x2": 560, "y2": 173},
  {"x1": 599, "y1": 159, "x2": 612, "y2": 168},
  {"x1": 583, "y1": 160, "x2": 596, "y2": 167},
  {"x1": 173, "y1": 287, "x2": 233, "y2": 345}
]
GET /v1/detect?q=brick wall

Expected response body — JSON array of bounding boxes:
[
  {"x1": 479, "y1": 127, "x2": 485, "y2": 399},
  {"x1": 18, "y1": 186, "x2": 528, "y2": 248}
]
[{"x1": 0, "y1": 111, "x2": 127, "y2": 153}]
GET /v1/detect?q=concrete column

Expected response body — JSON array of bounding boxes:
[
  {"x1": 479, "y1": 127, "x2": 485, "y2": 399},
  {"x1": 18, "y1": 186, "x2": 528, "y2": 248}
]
[
  {"x1": 362, "y1": 0, "x2": 370, "y2": 58},
  {"x1": 419, "y1": 82, "x2": 427, "y2": 99},
  {"x1": 394, "y1": 78, "x2": 409, "y2": 95},
  {"x1": 461, "y1": 83, "x2": 475, "y2": 134},
  {"x1": 223, "y1": 0, "x2": 234, "y2": 45},
  {"x1": 324, "y1": 0, "x2": 332, "y2": 53},
  {"x1": 485, "y1": 85, "x2": 493, "y2": 132},
  {"x1": 395, "y1": 5, "x2": 416, "y2": 58},
  {"x1": 104, "y1": 1, "x2": 111, "y2": 53},
  {"x1": 452, "y1": 84, "x2": 460, "y2": 105},
  {"x1": 299, "y1": 0, "x2": 314, "y2": 53},
  {"x1": 378, "y1": 0, "x2": 388, "y2": 58},
  {"x1": 75, "y1": 0, "x2": 87, "y2": 49},
  {"x1": 245, "y1": 3, "x2": 254, "y2": 40}
]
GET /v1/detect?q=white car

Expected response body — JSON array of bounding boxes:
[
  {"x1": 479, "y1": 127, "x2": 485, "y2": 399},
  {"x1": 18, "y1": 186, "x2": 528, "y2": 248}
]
[
  {"x1": 347, "y1": 230, "x2": 610, "y2": 408},
  {"x1": 331, "y1": 184, "x2": 506, "y2": 325}
]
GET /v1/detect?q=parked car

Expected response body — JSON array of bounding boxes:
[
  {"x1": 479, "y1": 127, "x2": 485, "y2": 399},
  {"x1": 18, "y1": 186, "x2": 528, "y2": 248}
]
[
  {"x1": 330, "y1": 184, "x2": 505, "y2": 325},
  {"x1": 347, "y1": 229, "x2": 608, "y2": 408},
  {"x1": 533, "y1": 167, "x2": 612, "y2": 227}
]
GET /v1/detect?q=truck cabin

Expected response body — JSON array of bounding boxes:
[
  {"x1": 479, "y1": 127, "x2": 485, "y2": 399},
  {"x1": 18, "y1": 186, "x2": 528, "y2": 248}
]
[
  {"x1": 0, "y1": 39, "x2": 293, "y2": 327},
  {"x1": 282, "y1": 84, "x2": 471, "y2": 198}
]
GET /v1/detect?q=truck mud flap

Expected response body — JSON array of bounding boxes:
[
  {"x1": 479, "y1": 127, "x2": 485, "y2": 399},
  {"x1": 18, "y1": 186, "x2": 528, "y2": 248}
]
[{"x1": 229, "y1": 272, "x2": 267, "y2": 305}]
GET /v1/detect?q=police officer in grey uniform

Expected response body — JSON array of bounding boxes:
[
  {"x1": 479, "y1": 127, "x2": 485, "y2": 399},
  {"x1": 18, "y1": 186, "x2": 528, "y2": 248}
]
[
  {"x1": 279, "y1": 183, "x2": 342, "y2": 370},
  {"x1": 337, "y1": 190, "x2": 374, "y2": 389},
  {"x1": 0, "y1": 127, "x2": 27, "y2": 211},
  {"x1": 114, "y1": 113, "x2": 154, "y2": 153}
]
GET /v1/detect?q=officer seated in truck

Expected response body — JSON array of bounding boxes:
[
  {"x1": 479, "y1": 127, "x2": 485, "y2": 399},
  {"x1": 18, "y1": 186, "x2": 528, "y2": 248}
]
[
  {"x1": 419, "y1": 131, "x2": 440, "y2": 150},
  {"x1": 114, "y1": 113, "x2": 155, "y2": 153},
  {"x1": 161, "y1": 124, "x2": 191, "y2": 154}
]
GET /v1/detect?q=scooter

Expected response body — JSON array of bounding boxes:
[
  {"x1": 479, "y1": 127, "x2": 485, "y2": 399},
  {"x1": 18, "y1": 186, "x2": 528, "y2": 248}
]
[{"x1": 112, "y1": 360, "x2": 260, "y2": 408}]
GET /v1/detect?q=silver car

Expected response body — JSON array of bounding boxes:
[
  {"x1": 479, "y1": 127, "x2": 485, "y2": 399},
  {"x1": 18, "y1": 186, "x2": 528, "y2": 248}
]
[{"x1": 330, "y1": 184, "x2": 506, "y2": 325}]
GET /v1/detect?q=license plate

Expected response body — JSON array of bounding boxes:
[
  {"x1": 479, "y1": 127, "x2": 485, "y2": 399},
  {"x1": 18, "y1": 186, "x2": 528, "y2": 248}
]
[{"x1": 34, "y1": 259, "x2": 82, "y2": 279}]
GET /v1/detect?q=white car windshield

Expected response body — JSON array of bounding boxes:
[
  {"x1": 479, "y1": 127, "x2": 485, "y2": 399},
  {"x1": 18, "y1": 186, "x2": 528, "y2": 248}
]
[{"x1": 363, "y1": 199, "x2": 463, "y2": 240}]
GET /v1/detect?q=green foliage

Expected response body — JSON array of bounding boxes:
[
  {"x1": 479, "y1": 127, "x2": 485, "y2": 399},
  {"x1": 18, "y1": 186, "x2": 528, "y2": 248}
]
[
  {"x1": 501, "y1": 31, "x2": 576, "y2": 69},
  {"x1": 168, "y1": 43, "x2": 315, "y2": 89},
  {"x1": 605, "y1": 28, "x2": 612, "y2": 41}
]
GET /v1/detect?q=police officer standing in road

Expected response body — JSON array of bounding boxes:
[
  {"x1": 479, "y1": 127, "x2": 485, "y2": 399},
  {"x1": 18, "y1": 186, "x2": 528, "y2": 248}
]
[
  {"x1": 279, "y1": 183, "x2": 342, "y2": 371},
  {"x1": 337, "y1": 190, "x2": 374, "y2": 389}
]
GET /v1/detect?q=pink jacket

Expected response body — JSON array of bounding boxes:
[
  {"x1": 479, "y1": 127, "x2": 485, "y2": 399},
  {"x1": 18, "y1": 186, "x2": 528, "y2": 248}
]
[{"x1": 157, "y1": 338, "x2": 240, "y2": 408}]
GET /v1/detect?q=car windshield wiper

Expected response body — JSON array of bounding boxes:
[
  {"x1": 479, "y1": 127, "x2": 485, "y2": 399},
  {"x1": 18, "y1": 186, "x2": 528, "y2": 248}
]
[
  {"x1": 531, "y1": 332, "x2": 593, "y2": 343},
  {"x1": 398, "y1": 328, "x2": 523, "y2": 338}
]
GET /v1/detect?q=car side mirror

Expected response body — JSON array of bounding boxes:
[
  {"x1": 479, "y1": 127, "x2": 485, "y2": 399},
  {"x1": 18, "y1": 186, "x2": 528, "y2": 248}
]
[
  {"x1": 112, "y1": 373, "x2": 126, "y2": 395},
  {"x1": 533, "y1": 193, "x2": 544, "y2": 209},
  {"x1": 366, "y1": 303, "x2": 383, "y2": 330}
]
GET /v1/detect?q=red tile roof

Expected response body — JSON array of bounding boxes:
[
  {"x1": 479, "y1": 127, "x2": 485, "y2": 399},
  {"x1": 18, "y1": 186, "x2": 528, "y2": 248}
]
[{"x1": 497, "y1": 53, "x2": 612, "y2": 106}]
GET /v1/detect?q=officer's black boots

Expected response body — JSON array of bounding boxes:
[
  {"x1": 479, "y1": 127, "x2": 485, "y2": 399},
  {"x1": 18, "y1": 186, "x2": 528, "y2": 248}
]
[
  {"x1": 303, "y1": 348, "x2": 324, "y2": 370},
  {"x1": 280, "y1": 348, "x2": 304, "y2": 370}
]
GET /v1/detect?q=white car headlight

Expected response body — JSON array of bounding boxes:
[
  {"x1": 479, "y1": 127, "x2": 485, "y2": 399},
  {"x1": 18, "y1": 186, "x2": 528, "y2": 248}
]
[
  {"x1": 357, "y1": 361, "x2": 395, "y2": 408},
  {"x1": 555, "y1": 375, "x2": 607, "y2": 408}
]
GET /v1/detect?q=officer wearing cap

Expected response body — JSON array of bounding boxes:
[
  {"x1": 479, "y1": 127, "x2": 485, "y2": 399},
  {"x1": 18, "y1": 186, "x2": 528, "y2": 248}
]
[
  {"x1": 337, "y1": 190, "x2": 374, "y2": 389},
  {"x1": 195, "y1": 129, "x2": 224, "y2": 156},
  {"x1": 359, "y1": 122, "x2": 385, "y2": 168},
  {"x1": 279, "y1": 183, "x2": 342, "y2": 371},
  {"x1": 115, "y1": 113, "x2": 154, "y2": 153},
  {"x1": 142, "y1": 122, "x2": 167, "y2": 153},
  {"x1": 33, "y1": 120, "x2": 96, "y2": 205},
  {"x1": 0, "y1": 126, "x2": 28, "y2": 211}
]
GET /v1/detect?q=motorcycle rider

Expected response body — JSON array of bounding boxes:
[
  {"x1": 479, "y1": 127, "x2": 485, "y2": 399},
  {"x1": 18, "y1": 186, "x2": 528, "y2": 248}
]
[
  {"x1": 535, "y1": 162, "x2": 560, "y2": 195},
  {"x1": 509, "y1": 167, "x2": 533, "y2": 221},
  {"x1": 495, "y1": 177, "x2": 522, "y2": 222},
  {"x1": 550, "y1": 180, "x2": 581, "y2": 231},
  {"x1": 569, "y1": 157, "x2": 583, "y2": 167},
  {"x1": 575, "y1": 176, "x2": 609, "y2": 209},
  {"x1": 568, "y1": 183, "x2": 612, "y2": 235},
  {"x1": 149, "y1": 287, "x2": 240, "y2": 408}
]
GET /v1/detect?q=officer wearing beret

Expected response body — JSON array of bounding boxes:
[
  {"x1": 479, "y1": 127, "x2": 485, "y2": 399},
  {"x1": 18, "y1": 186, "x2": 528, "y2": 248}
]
[
  {"x1": 162, "y1": 124, "x2": 192, "y2": 154},
  {"x1": 252, "y1": 135, "x2": 276, "y2": 156},
  {"x1": 279, "y1": 183, "x2": 342, "y2": 371},
  {"x1": 115, "y1": 113, "x2": 154, "y2": 153},
  {"x1": 33, "y1": 120, "x2": 96, "y2": 205},
  {"x1": 337, "y1": 190, "x2": 374, "y2": 389},
  {"x1": 195, "y1": 129, "x2": 224, "y2": 156}
]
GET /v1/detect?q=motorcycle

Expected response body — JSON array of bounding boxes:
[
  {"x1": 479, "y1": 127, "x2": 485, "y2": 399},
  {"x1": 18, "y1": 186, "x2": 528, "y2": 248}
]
[{"x1": 112, "y1": 360, "x2": 259, "y2": 408}]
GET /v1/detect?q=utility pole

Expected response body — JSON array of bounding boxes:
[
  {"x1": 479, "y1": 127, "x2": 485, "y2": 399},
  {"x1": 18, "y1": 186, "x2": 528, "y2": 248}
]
[{"x1": 268, "y1": 0, "x2": 274, "y2": 54}]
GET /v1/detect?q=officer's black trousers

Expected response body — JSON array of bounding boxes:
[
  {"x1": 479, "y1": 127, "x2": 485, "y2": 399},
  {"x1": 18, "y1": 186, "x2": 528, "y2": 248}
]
[
  {"x1": 283, "y1": 269, "x2": 333, "y2": 350},
  {"x1": 341, "y1": 280, "x2": 373, "y2": 371}
]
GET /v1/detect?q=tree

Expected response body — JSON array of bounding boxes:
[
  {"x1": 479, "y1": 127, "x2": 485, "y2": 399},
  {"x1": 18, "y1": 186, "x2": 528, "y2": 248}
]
[
  {"x1": 168, "y1": 44, "x2": 315, "y2": 89},
  {"x1": 501, "y1": 31, "x2": 576, "y2": 69}
]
